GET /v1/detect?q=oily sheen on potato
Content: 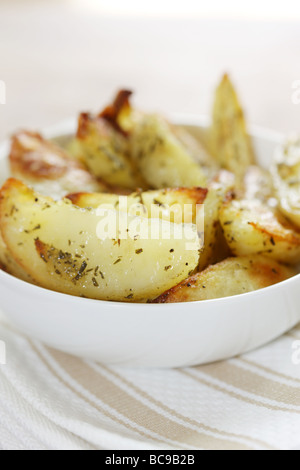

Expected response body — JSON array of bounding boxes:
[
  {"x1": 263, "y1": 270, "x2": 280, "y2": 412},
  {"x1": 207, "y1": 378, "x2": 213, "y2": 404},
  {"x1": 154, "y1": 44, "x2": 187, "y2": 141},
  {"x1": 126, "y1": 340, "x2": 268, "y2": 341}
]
[{"x1": 0, "y1": 179, "x2": 201, "y2": 302}]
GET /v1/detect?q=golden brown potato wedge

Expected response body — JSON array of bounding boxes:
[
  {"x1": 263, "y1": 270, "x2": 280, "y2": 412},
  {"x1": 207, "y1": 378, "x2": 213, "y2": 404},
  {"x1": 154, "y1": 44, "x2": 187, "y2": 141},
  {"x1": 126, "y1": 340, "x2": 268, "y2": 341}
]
[
  {"x1": 130, "y1": 114, "x2": 208, "y2": 188},
  {"x1": 76, "y1": 112, "x2": 145, "y2": 190},
  {"x1": 9, "y1": 131, "x2": 103, "y2": 198},
  {"x1": 272, "y1": 136, "x2": 300, "y2": 229},
  {"x1": 0, "y1": 179, "x2": 201, "y2": 302},
  {"x1": 153, "y1": 256, "x2": 295, "y2": 303},
  {"x1": 209, "y1": 74, "x2": 256, "y2": 180},
  {"x1": 219, "y1": 198, "x2": 300, "y2": 264},
  {"x1": 76, "y1": 91, "x2": 146, "y2": 190}
]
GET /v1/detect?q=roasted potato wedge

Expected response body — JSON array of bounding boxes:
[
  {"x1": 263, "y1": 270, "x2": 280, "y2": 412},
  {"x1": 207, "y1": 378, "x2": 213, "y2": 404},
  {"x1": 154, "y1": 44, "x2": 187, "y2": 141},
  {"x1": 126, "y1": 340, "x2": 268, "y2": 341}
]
[
  {"x1": 130, "y1": 114, "x2": 208, "y2": 188},
  {"x1": 67, "y1": 187, "x2": 207, "y2": 231},
  {"x1": 219, "y1": 199, "x2": 300, "y2": 263},
  {"x1": 76, "y1": 91, "x2": 145, "y2": 190},
  {"x1": 9, "y1": 131, "x2": 103, "y2": 198},
  {"x1": 198, "y1": 170, "x2": 235, "y2": 270},
  {"x1": 153, "y1": 256, "x2": 295, "y2": 303},
  {"x1": 0, "y1": 179, "x2": 201, "y2": 302},
  {"x1": 272, "y1": 136, "x2": 300, "y2": 229},
  {"x1": 76, "y1": 113, "x2": 145, "y2": 190},
  {"x1": 209, "y1": 74, "x2": 256, "y2": 180}
]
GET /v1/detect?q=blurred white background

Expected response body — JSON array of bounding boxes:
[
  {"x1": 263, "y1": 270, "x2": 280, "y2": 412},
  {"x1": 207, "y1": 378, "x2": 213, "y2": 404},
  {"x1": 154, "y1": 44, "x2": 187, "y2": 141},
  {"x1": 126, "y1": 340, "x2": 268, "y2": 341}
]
[{"x1": 0, "y1": 0, "x2": 300, "y2": 139}]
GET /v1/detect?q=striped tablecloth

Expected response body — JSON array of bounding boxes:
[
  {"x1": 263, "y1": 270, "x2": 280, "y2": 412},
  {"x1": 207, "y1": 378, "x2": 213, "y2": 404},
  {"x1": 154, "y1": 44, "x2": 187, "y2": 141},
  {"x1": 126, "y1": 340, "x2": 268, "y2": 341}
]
[{"x1": 0, "y1": 312, "x2": 300, "y2": 451}]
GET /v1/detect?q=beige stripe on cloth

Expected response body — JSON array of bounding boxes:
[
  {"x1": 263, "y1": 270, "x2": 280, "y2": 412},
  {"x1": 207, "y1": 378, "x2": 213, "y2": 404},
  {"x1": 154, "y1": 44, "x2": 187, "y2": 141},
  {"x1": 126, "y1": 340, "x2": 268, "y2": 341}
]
[
  {"x1": 43, "y1": 347, "x2": 254, "y2": 450},
  {"x1": 1, "y1": 318, "x2": 300, "y2": 450},
  {"x1": 190, "y1": 362, "x2": 300, "y2": 407}
]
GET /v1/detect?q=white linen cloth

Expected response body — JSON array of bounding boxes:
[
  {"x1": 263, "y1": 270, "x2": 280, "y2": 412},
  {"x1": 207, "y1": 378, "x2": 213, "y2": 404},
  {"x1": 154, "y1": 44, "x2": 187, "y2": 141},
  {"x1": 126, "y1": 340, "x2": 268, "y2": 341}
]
[{"x1": 0, "y1": 311, "x2": 300, "y2": 450}]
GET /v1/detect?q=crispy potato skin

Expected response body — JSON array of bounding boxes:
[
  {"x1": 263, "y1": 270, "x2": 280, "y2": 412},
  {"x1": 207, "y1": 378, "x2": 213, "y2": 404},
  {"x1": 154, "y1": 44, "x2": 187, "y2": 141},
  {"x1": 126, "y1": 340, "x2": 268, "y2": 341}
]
[
  {"x1": 0, "y1": 179, "x2": 200, "y2": 302},
  {"x1": 153, "y1": 256, "x2": 295, "y2": 303},
  {"x1": 219, "y1": 199, "x2": 300, "y2": 264},
  {"x1": 209, "y1": 74, "x2": 256, "y2": 180},
  {"x1": 9, "y1": 131, "x2": 102, "y2": 197}
]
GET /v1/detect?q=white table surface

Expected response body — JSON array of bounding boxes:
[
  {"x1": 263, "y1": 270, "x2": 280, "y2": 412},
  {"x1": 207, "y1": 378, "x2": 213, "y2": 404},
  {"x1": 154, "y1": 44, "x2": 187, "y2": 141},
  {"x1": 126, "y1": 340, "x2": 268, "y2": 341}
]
[{"x1": 0, "y1": 1, "x2": 300, "y2": 141}]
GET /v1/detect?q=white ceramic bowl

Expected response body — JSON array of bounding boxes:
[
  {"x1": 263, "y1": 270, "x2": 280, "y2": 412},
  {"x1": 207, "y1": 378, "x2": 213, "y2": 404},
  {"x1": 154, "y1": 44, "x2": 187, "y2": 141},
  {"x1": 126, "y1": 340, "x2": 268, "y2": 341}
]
[{"x1": 0, "y1": 116, "x2": 299, "y2": 368}]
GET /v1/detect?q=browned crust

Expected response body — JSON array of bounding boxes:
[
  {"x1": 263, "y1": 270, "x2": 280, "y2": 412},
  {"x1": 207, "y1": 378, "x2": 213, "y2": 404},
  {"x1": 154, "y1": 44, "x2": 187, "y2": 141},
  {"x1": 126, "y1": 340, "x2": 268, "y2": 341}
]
[
  {"x1": 152, "y1": 273, "x2": 199, "y2": 303},
  {"x1": 170, "y1": 187, "x2": 208, "y2": 206},
  {"x1": 76, "y1": 113, "x2": 93, "y2": 140},
  {"x1": 77, "y1": 90, "x2": 133, "y2": 141},
  {"x1": 65, "y1": 192, "x2": 88, "y2": 205},
  {"x1": 99, "y1": 90, "x2": 133, "y2": 136},
  {"x1": 0, "y1": 177, "x2": 32, "y2": 201}
]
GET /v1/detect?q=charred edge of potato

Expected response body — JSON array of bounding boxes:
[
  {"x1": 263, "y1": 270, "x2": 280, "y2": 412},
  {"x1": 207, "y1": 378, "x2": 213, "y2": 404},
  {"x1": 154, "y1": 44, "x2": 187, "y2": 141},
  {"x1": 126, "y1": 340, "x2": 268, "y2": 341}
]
[{"x1": 99, "y1": 90, "x2": 133, "y2": 136}]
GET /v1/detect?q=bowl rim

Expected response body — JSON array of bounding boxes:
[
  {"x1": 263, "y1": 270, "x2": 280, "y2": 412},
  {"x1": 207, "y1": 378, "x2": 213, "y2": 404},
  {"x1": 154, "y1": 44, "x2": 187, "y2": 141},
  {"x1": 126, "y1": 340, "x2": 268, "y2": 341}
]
[{"x1": 0, "y1": 114, "x2": 298, "y2": 308}]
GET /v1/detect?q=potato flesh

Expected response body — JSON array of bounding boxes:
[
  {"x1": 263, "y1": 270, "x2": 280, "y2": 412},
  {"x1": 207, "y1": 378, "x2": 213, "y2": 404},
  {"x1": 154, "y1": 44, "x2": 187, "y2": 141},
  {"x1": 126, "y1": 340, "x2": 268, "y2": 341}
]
[
  {"x1": 219, "y1": 199, "x2": 300, "y2": 263},
  {"x1": 130, "y1": 114, "x2": 208, "y2": 189},
  {"x1": 67, "y1": 179, "x2": 233, "y2": 271},
  {"x1": 153, "y1": 256, "x2": 295, "y2": 303},
  {"x1": 0, "y1": 179, "x2": 200, "y2": 302}
]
